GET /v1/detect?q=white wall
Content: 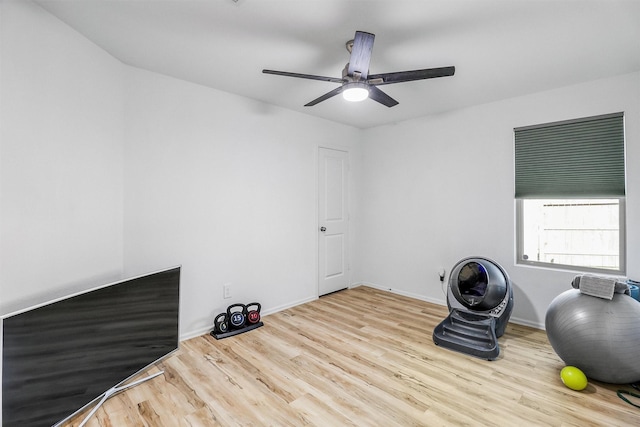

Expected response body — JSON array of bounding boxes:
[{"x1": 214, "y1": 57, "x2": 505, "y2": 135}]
[
  {"x1": 0, "y1": 0, "x2": 124, "y2": 314},
  {"x1": 2, "y1": 0, "x2": 637, "y2": 337},
  {"x1": 0, "y1": 1, "x2": 361, "y2": 342},
  {"x1": 123, "y1": 69, "x2": 361, "y2": 338},
  {"x1": 0, "y1": 3, "x2": 360, "y2": 419},
  {"x1": 356, "y1": 71, "x2": 640, "y2": 328}
]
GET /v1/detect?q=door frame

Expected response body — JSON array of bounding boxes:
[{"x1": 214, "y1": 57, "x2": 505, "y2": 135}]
[{"x1": 316, "y1": 145, "x2": 351, "y2": 297}]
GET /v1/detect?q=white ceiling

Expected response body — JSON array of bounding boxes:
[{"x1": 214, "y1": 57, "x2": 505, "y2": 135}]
[{"x1": 36, "y1": 0, "x2": 640, "y2": 129}]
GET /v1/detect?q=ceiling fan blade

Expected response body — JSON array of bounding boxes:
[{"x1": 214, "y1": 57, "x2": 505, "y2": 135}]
[
  {"x1": 368, "y1": 66, "x2": 455, "y2": 85},
  {"x1": 263, "y1": 69, "x2": 344, "y2": 84},
  {"x1": 304, "y1": 86, "x2": 344, "y2": 107},
  {"x1": 347, "y1": 31, "x2": 375, "y2": 79},
  {"x1": 368, "y1": 86, "x2": 399, "y2": 108}
]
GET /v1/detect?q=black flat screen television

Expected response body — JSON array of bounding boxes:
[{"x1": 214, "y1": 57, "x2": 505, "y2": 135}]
[{"x1": 1, "y1": 266, "x2": 181, "y2": 427}]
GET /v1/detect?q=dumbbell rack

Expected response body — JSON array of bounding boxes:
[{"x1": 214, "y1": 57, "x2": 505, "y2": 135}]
[{"x1": 210, "y1": 321, "x2": 264, "y2": 340}]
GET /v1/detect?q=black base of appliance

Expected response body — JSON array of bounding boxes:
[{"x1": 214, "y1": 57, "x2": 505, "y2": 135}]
[
  {"x1": 210, "y1": 321, "x2": 263, "y2": 340},
  {"x1": 432, "y1": 310, "x2": 499, "y2": 360}
]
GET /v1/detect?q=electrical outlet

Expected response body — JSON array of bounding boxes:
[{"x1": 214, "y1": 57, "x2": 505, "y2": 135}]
[{"x1": 223, "y1": 283, "x2": 231, "y2": 299}]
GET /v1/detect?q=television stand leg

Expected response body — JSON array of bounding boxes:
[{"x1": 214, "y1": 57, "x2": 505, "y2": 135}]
[{"x1": 76, "y1": 370, "x2": 164, "y2": 427}]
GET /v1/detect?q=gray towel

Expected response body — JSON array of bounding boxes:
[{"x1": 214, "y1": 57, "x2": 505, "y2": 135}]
[{"x1": 571, "y1": 274, "x2": 630, "y2": 300}]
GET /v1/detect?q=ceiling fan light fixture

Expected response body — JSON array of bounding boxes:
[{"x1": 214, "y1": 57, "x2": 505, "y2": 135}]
[{"x1": 342, "y1": 82, "x2": 369, "y2": 102}]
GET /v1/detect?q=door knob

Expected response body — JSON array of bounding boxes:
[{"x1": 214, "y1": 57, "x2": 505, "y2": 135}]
[{"x1": 320, "y1": 226, "x2": 326, "y2": 232}]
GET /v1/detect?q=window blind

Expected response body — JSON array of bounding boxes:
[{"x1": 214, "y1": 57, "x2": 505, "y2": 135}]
[{"x1": 514, "y1": 112, "x2": 625, "y2": 198}]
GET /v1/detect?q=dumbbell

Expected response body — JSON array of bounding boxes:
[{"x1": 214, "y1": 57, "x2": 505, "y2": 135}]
[
  {"x1": 245, "y1": 302, "x2": 261, "y2": 324},
  {"x1": 227, "y1": 303, "x2": 247, "y2": 330},
  {"x1": 213, "y1": 313, "x2": 229, "y2": 335}
]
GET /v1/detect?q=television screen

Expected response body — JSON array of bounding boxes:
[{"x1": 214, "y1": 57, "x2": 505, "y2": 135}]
[{"x1": 1, "y1": 266, "x2": 181, "y2": 427}]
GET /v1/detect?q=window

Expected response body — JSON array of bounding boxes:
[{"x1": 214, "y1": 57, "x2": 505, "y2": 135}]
[{"x1": 515, "y1": 113, "x2": 625, "y2": 274}]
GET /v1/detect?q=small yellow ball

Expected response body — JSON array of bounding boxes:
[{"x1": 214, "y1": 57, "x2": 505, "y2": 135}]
[{"x1": 560, "y1": 366, "x2": 588, "y2": 391}]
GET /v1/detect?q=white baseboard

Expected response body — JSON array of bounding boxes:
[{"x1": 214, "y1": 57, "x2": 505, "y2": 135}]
[
  {"x1": 353, "y1": 281, "x2": 448, "y2": 307},
  {"x1": 508, "y1": 316, "x2": 545, "y2": 330},
  {"x1": 179, "y1": 294, "x2": 319, "y2": 342},
  {"x1": 353, "y1": 282, "x2": 545, "y2": 331},
  {"x1": 180, "y1": 284, "x2": 544, "y2": 341}
]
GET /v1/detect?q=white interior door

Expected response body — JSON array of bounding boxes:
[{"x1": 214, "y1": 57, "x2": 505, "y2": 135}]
[{"x1": 318, "y1": 148, "x2": 349, "y2": 296}]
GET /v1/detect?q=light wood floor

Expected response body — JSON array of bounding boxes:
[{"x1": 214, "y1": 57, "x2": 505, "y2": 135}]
[{"x1": 67, "y1": 286, "x2": 639, "y2": 426}]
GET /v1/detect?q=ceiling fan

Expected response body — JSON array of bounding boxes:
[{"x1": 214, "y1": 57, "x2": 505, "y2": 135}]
[{"x1": 262, "y1": 30, "x2": 455, "y2": 107}]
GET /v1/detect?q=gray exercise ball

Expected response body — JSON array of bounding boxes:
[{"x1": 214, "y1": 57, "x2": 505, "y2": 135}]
[{"x1": 545, "y1": 289, "x2": 640, "y2": 384}]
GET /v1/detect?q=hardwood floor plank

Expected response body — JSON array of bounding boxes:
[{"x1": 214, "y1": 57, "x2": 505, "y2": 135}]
[
  {"x1": 263, "y1": 324, "x2": 430, "y2": 425},
  {"x1": 63, "y1": 286, "x2": 639, "y2": 426}
]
